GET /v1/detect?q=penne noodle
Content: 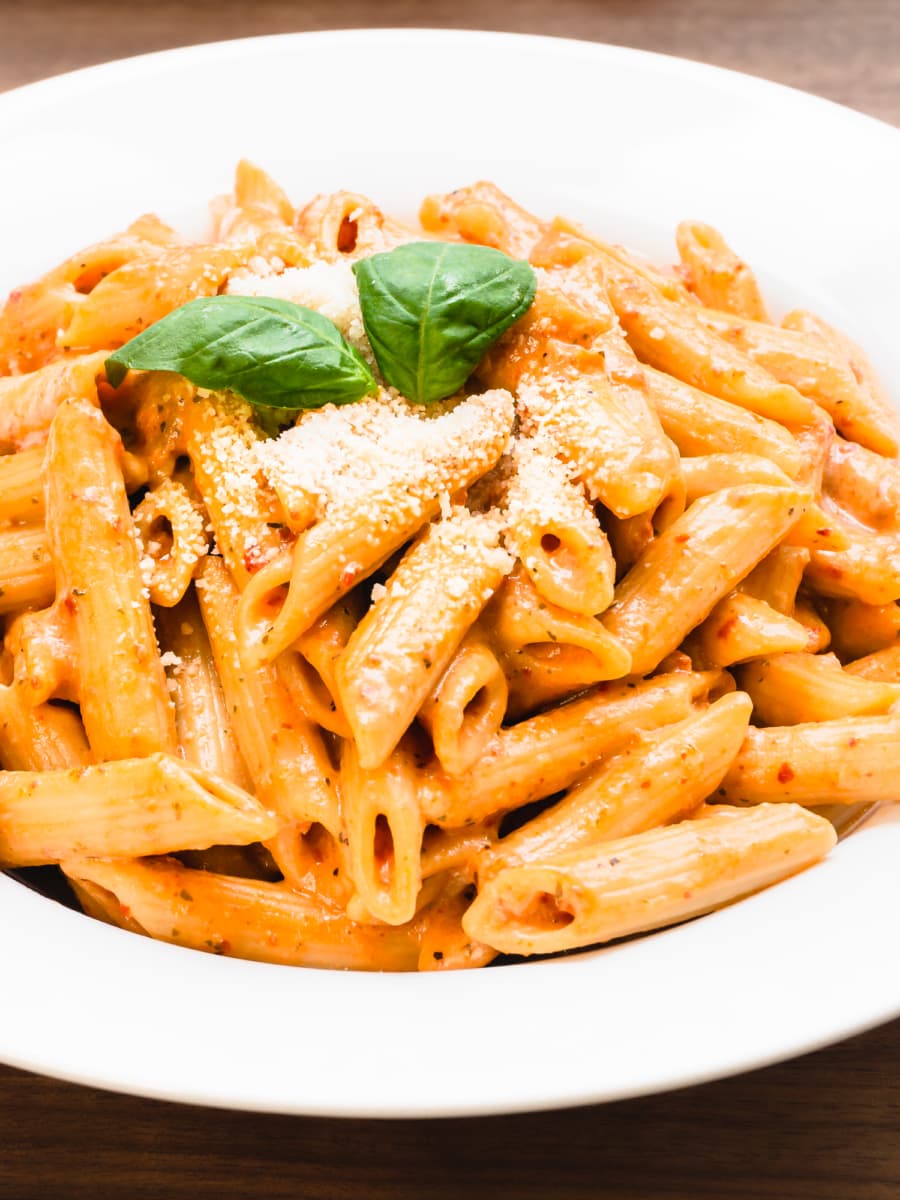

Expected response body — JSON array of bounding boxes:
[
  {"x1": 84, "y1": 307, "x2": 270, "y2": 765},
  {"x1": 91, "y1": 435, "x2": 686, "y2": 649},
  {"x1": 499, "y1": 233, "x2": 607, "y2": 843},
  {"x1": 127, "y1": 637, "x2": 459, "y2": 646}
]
[
  {"x1": 0, "y1": 524, "x2": 55, "y2": 615},
  {"x1": 501, "y1": 642, "x2": 635, "y2": 719},
  {"x1": 823, "y1": 437, "x2": 900, "y2": 532},
  {"x1": 642, "y1": 364, "x2": 803, "y2": 477},
  {"x1": 64, "y1": 856, "x2": 422, "y2": 971},
  {"x1": 297, "y1": 190, "x2": 415, "y2": 259},
  {"x1": 132, "y1": 479, "x2": 209, "y2": 607},
  {"x1": 740, "y1": 652, "x2": 900, "y2": 724},
  {"x1": 502, "y1": 436, "x2": 615, "y2": 616},
  {"x1": 0, "y1": 215, "x2": 182, "y2": 373},
  {"x1": 825, "y1": 597, "x2": 900, "y2": 660},
  {"x1": 675, "y1": 220, "x2": 769, "y2": 320},
  {"x1": 694, "y1": 305, "x2": 894, "y2": 449},
  {"x1": 0, "y1": 685, "x2": 92, "y2": 771},
  {"x1": 680, "y1": 453, "x2": 793, "y2": 504},
  {"x1": 195, "y1": 556, "x2": 339, "y2": 834},
  {"x1": 487, "y1": 565, "x2": 631, "y2": 683},
  {"x1": 67, "y1": 877, "x2": 150, "y2": 934},
  {"x1": 336, "y1": 509, "x2": 512, "y2": 769},
  {"x1": 805, "y1": 527, "x2": 900, "y2": 606},
  {"x1": 419, "y1": 670, "x2": 712, "y2": 827},
  {"x1": 844, "y1": 645, "x2": 900, "y2": 682},
  {"x1": 0, "y1": 445, "x2": 45, "y2": 524},
  {"x1": 514, "y1": 353, "x2": 680, "y2": 519},
  {"x1": 791, "y1": 596, "x2": 832, "y2": 653},
  {"x1": 154, "y1": 592, "x2": 254, "y2": 791},
  {"x1": 719, "y1": 713, "x2": 900, "y2": 805},
  {"x1": 0, "y1": 351, "x2": 107, "y2": 453},
  {"x1": 276, "y1": 647, "x2": 351, "y2": 739},
  {"x1": 782, "y1": 309, "x2": 900, "y2": 456},
  {"x1": 212, "y1": 158, "x2": 297, "y2": 243},
  {"x1": 602, "y1": 484, "x2": 810, "y2": 675},
  {"x1": 418, "y1": 633, "x2": 508, "y2": 777},
  {"x1": 420, "y1": 180, "x2": 544, "y2": 258},
  {"x1": 341, "y1": 737, "x2": 424, "y2": 925},
  {"x1": 43, "y1": 397, "x2": 176, "y2": 759},
  {"x1": 184, "y1": 392, "x2": 287, "y2": 587},
  {"x1": 6, "y1": 599, "x2": 79, "y2": 707},
  {"x1": 686, "y1": 591, "x2": 814, "y2": 669},
  {"x1": 289, "y1": 590, "x2": 366, "y2": 737},
  {"x1": 464, "y1": 803, "x2": 835, "y2": 956},
  {"x1": 603, "y1": 473, "x2": 688, "y2": 577},
  {"x1": 739, "y1": 544, "x2": 809, "y2": 615},
  {"x1": 538, "y1": 217, "x2": 692, "y2": 304},
  {"x1": 62, "y1": 244, "x2": 242, "y2": 351},
  {"x1": 482, "y1": 692, "x2": 753, "y2": 875},
  {"x1": 0, "y1": 754, "x2": 276, "y2": 866},
  {"x1": 266, "y1": 821, "x2": 354, "y2": 906},
  {"x1": 420, "y1": 819, "x2": 501, "y2": 880},
  {"x1": 569, "y1": 242, "x2": 818, "y2": 426}
]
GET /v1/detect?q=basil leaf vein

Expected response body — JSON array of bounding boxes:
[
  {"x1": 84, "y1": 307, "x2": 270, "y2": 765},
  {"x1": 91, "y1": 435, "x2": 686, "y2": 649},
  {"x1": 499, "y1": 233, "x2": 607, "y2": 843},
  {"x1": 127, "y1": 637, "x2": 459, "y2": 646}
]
[
  {"x1": 353, "y1": 242, "x2": 536, "y2": 405},
  {"x1": 105, "y1": 295, "x2": 377, "y2": 410}
]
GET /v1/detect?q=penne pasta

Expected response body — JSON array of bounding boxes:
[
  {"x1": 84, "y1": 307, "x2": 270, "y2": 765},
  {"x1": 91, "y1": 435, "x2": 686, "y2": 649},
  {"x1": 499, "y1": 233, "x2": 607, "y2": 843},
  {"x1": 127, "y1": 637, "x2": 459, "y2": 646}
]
[
  {"x1": 844, "y1": 645, "x2": 900, "y2": 682},
  {"x1": 418, "y1": 634, "x2": 508, "y2": 776},
  {"x1": 335, "y1": 509, "x2": 512, "y2": 769},
  {"x1": 642, "y1": 364, "x2": 804, "y2": 477},
  {"x1": 675, "y1": 220, "x2": 769, "y2": 320},
  {"x1": 43, "y1": 397, "x2": 177, "y2": 759},
  {"x1": 0, "y1": 685, "x2": 92, "y2": 771},
  {"x1": 0, "y1": 172, "x2": 891, "y2": 972},
  {"x1": 0, "y1": 754, "x2": 276, "y2": 866},
  {"x1": 686, "y1": 591, "x2": 814, "y2": 668},
  {"x1": 0, "y1": 445, "x2": 44, "y2": 523},
  {"x1": 195, "y1": 556, "x2": 339, "y2": 834},
  {"x1": 64, "y1": 856, "x2": 422, "y2": 971},
  {"x1": 602, "y1": 484, "x2": 810, "y2": 675},
  {"x1": 341, "y1": 736, "x2": 424, "y2": 925},
  {"x1": 154, "y1": 592, "x2": 254, "y2": 791},
  {"x1": 132, "y1": 479, "x2": 209, "y2": 607},
  {"x1": 502, "y1": 436, "x2": 615, "y2": 616},
  {"x1": 782, "y1": 309, "x2": 900, "y2": 456},
  {"x1": 719, "y1": 713, "x2": 900, "y2": 805},
  {"x1": 739, "y1": 652, "x2": 900, "y2": 724},
  {"x1": 482, "y1": 692, "x2": 753, "y2": 875},
  {"x1": 0, "y1": 525, "x2": 55, "y2": 615},
  {"x1": 419, "y1": 670, "x2": 711, "y2": 827},
  {"x1": 464, "y1": 803, "x2": 835, "y2": 956}
]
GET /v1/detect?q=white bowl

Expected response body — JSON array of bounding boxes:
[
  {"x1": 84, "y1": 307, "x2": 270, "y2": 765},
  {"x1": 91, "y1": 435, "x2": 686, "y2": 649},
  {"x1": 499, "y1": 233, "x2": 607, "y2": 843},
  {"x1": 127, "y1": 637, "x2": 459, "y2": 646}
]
[{"x1": 3, "y1": 29, "x2": 900, "y2": 1117}]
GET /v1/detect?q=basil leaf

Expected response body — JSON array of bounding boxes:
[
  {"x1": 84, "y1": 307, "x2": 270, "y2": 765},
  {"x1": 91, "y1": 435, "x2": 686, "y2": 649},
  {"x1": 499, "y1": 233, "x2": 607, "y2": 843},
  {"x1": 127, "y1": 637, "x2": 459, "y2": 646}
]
[
  {"x1": 353, "y1": 242, "x2": 536, "y2": 405},
  {"x1": 105, "y1": 295, "x2": 377, "y2": 409}
]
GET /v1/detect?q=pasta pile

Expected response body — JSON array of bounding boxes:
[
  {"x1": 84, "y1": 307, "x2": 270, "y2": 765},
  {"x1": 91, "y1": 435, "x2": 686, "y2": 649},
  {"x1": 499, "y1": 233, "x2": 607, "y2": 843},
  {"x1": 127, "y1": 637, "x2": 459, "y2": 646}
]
[{"x1": 1, "y1": 163, "x2": 898, "y2": 971}]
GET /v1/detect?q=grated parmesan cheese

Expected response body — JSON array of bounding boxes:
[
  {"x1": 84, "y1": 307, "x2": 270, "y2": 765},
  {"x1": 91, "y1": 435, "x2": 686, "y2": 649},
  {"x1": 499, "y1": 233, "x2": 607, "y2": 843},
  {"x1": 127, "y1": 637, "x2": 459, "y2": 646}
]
[{"x1": 227, "y1": 258, "x2": 374, "y2": 364}]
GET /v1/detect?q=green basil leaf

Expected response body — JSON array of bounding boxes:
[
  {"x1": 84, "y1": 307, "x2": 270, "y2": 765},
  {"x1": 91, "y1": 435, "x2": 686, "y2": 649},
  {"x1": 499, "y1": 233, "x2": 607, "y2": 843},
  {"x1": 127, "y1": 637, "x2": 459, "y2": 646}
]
[
  {"x1": 105, "y1": 295, "x2": 377, "y2": 409},
  {"x1": 352, "y1": 242, "x2": 536, "y2": 405}
]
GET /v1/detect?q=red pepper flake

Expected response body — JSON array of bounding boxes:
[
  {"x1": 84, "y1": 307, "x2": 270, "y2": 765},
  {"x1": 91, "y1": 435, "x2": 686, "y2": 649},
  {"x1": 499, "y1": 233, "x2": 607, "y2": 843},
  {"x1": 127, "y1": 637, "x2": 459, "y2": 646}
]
[
  {"x1": 777, "y1": 763, "x2": 795, "y2": 783},
  {"x1": 716, "y1": 614, "x2": 739, "y2": 640},
  {"x1": 242, "y1": 543, "x2": 271, "y2": 574},
  {"x1": 848, "y1": 737, "x2": 859, "y2": 747}
]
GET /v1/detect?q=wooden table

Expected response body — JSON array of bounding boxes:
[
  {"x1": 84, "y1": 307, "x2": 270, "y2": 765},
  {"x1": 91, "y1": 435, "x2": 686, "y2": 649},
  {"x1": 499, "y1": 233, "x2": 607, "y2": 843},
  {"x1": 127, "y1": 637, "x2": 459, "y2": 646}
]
[{"x1": 3, "y1": 2, "x2": 900, "y2": 1196}]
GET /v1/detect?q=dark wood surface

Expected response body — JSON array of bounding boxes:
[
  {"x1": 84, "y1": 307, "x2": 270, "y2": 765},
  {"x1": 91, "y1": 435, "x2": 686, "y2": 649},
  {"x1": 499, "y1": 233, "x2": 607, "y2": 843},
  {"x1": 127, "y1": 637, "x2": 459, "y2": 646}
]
[{"x1": 3, "y1": 2, "x2": 900, "y2": 1196}]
